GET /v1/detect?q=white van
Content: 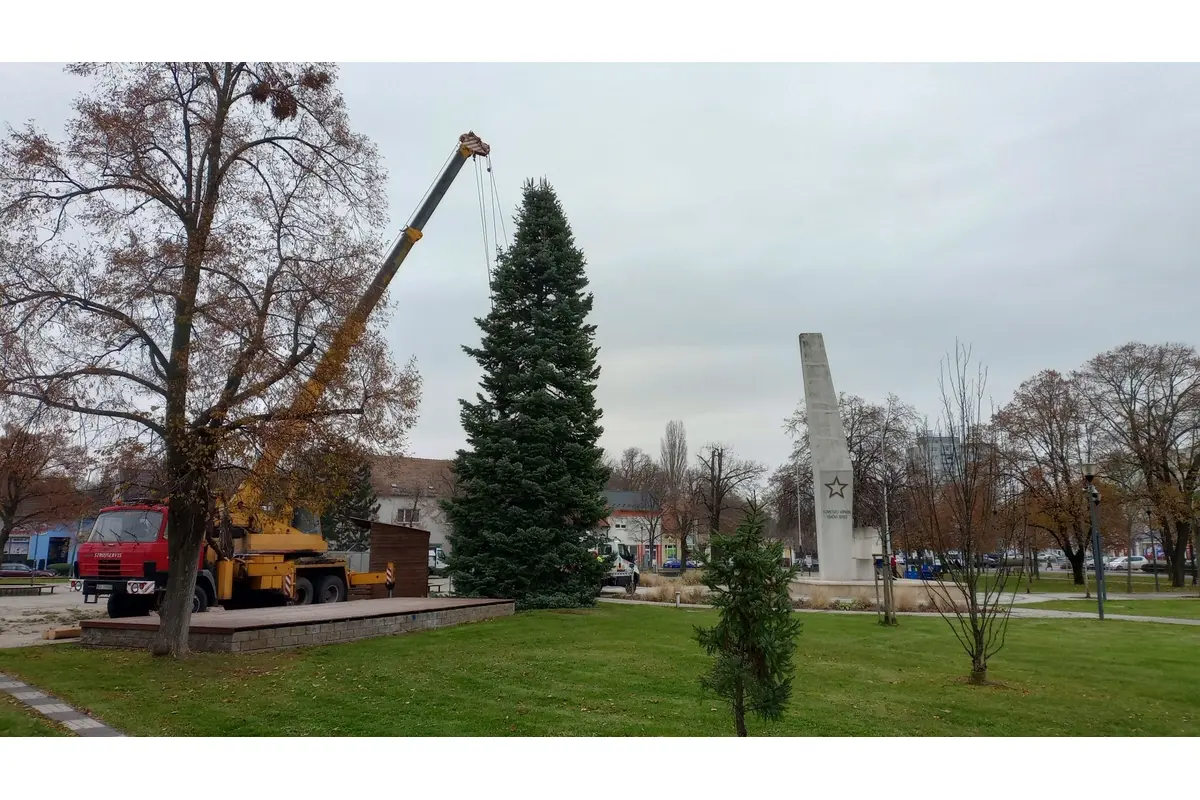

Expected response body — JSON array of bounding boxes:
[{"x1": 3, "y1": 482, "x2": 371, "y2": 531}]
[
  {"x1": 428, "y1": 546, "x2": 449, "y2": 573},
  {"x1": 594, "y1": 538, "x2": 640, "y2": 593}
]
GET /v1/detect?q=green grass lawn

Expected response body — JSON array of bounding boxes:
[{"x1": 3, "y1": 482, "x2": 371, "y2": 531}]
[
  {"x1": 1023, "y1": 572, "x2": 1197, "y2": 594},
  {"x1": 1034, "y1": 598, "x2": 1200, "y2": 620},
  {"x1": 0, "y1": 693, "x2": 63, "y2": 736},
  {"x1": 0, "y1": 603, "x2": 1197, "y2": 736}
]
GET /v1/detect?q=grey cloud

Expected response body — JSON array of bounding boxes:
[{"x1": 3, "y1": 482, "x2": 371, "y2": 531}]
[{"x1": 5, "y1": 63, "x2": 1200, "y2": 472}]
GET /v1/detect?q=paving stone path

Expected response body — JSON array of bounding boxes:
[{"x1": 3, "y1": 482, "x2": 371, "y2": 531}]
[{"x1": 0, "y1": 672, "x2": 122, "y2": 736}]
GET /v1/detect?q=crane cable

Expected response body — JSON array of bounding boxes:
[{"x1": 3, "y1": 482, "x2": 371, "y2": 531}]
[
  {"x1": 473, "y1": 157, "x2": 494, "y2": 310},
  {"x1": 474, "y1": 153, "x2": 508, "y2": 313}
]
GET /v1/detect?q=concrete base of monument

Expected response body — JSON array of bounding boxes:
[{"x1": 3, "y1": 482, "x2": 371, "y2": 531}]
[{"x1": 789, "y1": 578, "x2": 969, "y2": 611}]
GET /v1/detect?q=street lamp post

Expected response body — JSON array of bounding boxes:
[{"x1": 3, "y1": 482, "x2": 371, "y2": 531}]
[
  {"x1": 1127, "y1": 517, "x2": 1133, "y2": 595},
  {"x1": 1081, "y1": 463, "x2": 1106, "y2": 619},
  {"x1": 1147, "y1": 509, "x2": 1160, "y2": 593}
]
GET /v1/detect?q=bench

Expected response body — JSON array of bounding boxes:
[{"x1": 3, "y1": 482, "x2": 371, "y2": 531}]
[{"x1": 0, "y1": 583, "x2": 57, "y2": 597}]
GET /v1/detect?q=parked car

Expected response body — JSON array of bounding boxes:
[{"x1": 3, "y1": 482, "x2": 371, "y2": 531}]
[
  {"x1": 1141, "y1": 559, "x2": 1197, "y2": 575},
  {"x1": 0, "y1": 563, "x2": 57, "y2": 579},
  {"x1": 1107, "y1": 556, "x2": 1149, "y2": 572},
  {"x1": 662, "y1": 558, "x2": 700, "y2": 570}
]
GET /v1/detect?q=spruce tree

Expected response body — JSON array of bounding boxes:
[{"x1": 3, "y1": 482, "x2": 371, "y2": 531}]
[
  {"x1": 695, "y1": 502, "x2": 802, "y2": 736},
  {"x1": 441, "y1": 179, "x2": 610, "y2": 609},
  {"x1": 322, "y1": 458, "x2": 379, "y2": 551}
]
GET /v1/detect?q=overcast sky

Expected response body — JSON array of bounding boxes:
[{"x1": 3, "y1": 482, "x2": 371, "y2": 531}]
[{"x1": 4, "y1": 63, "x2": 1199, "y2": 473}]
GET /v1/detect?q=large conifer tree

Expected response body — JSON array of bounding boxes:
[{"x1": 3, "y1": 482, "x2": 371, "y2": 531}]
[{"x1": 442, "y1": 179, "x2": 610, "y2": 609}]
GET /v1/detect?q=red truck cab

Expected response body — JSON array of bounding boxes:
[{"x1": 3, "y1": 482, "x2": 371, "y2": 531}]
[{"x1": 71, "y1": 503, "x2": 214, "y2": 618}]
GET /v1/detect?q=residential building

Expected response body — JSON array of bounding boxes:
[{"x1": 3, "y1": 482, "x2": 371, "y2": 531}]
[
  {"x1": 907, "y1": 434, "x2": 962, "y2": 482},
  {"x1": 369, "y1": 456, "x2": 456, "y2": 554},
  {"x1": 2, "y1": 520, "x2": 92, "y2": 569},
  {"x1": 597, "y1": 490, "x2": 665, "y2": 566}
]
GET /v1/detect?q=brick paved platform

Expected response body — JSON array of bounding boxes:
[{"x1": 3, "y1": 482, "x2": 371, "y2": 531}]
[{"x1": 79, "y1": 597, "x2": 514, "y2": 653}]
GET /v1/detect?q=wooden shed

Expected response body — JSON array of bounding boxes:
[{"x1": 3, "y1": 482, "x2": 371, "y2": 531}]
[{"x1": 361, "y1": 520, "x2": 430, "y2": 599}]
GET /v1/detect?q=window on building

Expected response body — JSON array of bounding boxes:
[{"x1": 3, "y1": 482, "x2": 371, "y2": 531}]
[{"x1": 395, "y1": 507, "x2": 421, "y2": 524}]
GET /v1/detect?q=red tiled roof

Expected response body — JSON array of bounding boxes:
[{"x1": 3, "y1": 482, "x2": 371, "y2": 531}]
[{"x1": 368, "y1": 456, "x2": 455, "y2": 497}]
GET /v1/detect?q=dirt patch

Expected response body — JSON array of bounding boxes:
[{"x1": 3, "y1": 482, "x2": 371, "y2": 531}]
[{"x1": 0, "y1": 592, "x2": 106, "y2": 648}]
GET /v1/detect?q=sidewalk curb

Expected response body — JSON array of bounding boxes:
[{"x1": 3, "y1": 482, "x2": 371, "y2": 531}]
[{"x1": 0, "y1": 671, "x2": 123, "y2": 737}]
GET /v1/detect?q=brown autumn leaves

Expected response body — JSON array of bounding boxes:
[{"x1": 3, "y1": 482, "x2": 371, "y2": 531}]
[
  {"x1": 0, "y1": 63, "x2": 422, "y2": 522},
  {"x1": 769, "y1": 342, "x2": 1199, "y2": 587}
]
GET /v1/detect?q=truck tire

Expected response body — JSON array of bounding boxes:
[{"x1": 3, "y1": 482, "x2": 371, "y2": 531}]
[
  {"x1": 192, "y1": 586, "x2": 209, "y2": 613},
  {"x1": 107, "y1": 594, "x2": 151, "y2": 618},
  {"x1": 314, "y1": 575, "x2": 346, "y2": 604},
  {"x1": 293, "y1": 576, "x2": 314, "y2": 605},
  {"x1": 626, "y1": 576, "x2": 637, "y2": 594},
  {"x1": 106, "y1": 593, "x2": 127, "y2": 618}
]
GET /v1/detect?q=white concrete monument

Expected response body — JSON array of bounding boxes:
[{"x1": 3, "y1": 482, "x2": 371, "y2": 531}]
[
  {"x1": 791, "y1": 333, "x2": 968, "y2": 611},
  {"x1": 798, "y1": 333, "x2": 876, "y2": 583}
]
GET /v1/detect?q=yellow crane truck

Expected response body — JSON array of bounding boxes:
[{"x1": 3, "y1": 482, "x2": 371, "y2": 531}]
[{"x1": 72, "y1": 133, "x2": 492, "y2": 616}]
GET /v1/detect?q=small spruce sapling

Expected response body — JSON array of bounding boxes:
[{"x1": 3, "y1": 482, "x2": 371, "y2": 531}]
[{"x1": 694, "y1": 503, "x2": 802, "y2": 736}]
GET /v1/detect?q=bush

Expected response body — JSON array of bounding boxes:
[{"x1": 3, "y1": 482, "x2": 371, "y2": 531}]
[
  {"x1": 645, "y1": 585, "x2": 708, "y2": 604},
  {"x1": 49, "y1": 563, "x2": 70, "y2": 576},
  {"x1": 515, "y1": 591, "x2": 598, "y2": 611}
]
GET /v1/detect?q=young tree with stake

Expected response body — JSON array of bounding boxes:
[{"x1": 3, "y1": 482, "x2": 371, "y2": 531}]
[
  {"x1": 695, "y1": 498, "x2": 802, "y2": 736},
  {"x1": 908, "y1": 341, "x2": 1018, "y2": 685}
]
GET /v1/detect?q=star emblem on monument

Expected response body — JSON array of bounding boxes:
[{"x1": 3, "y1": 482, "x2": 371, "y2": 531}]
[{"x1": 824, "y1": 476, "x2": 848, "y2": 499}]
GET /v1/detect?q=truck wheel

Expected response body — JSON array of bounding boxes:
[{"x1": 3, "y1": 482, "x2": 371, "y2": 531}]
[
  {"x1": 314, "y1": 575, "x2": 346, "y2": 604},
  {"x1": 192, "y1": 586, "x2": 209, "y2": 613},
  {"x1": 106, "y1": 593, "x2": 127, "y2": 618},
  {"x1": 626, "y1": 576, "x2": 637, "y2": 594},
  {"x1": 293, "y1": 577, "x2": 314, "y2": 605}
]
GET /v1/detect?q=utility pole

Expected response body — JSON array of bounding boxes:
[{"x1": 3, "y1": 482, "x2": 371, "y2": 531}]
[
  {"x1": 878, "y1": 402, "x2": 898, "y2": 626},
  {"x1": 1148, "y1": 509, "x2": 1160, "y2": 593},
  {"x1": 1082, "y1": 463, "x2": 1105, "y2": 619},
  {"x1": 794, "y1": 464, "x2": 805, "y2": 573},
  {"x1": 1126, "y1": 513, "x2": 1133, "y2": 595}
]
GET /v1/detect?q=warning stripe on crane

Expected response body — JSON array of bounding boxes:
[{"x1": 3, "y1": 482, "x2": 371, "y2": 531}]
[
  {"x1": 283, "y1": 574, "x2": 293, "y2": 598},
  {"x1": 385, "y1": 564, "x2": 394, "y2": 586}
]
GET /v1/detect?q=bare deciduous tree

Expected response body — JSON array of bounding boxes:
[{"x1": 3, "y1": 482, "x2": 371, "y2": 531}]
[
  {"x1": 0, "y1": 63, "x2": 420, "y2": 656},
  {"x1": 654, "y1": 421, "x2": 700, "y2": 569},
  {"x1": 0, "y1": 399, "x2": 89, "y2": 557},
  {"x1": 785, "y1": 393, "x2": 918, "y2": 532},
  {"x1": 907, "y1": 341, "x2": 1019, "y2": 685},
  {"x1": 766, "y1": 461, "x2": 815, "y2": 558},
  {"x1": 1073, "y1": 342, "x2": 1200, "y2": 588},
  {"x1": 993, "y1": 370, "x2": 1097, "y2": 584},
  {"x1": 695, "y1": 444, "x2": 766, "y2": 566},
  {"x1": 611, "y1": 446, "x2": 655, "y2": 492}
]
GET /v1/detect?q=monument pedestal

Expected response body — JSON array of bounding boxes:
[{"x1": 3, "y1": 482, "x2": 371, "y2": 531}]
[{"x1": 790, "y1": 577, "x2": 968, "y2": 611}]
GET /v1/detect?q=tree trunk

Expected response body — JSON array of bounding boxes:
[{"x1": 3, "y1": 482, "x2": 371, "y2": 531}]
[
  {"x1": 969, "y1": 659, "x2": 987, "y2": 685},
  {"x1": 0, "y1": 520, "x2": 14, "y2": 562},
  {"x1": 1193, "y1": 528, "x2": 1199, "y2": 591},
  {"x1": 151, "y1": 479, "x2": 210, "y2": 657},
  {"x1": 733, "y1": 682, "x2": 747, "y2": 737},
  {"x1": 1068, "y1": 551, "x2": 1085, "y2": 585}
]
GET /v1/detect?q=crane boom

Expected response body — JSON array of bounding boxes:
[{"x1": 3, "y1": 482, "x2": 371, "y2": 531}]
[{"x1": 228, "y1": 132, "x2": 491, "y2": 520}]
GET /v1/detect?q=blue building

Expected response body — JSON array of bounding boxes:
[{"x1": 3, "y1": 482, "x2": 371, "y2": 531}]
[{"x1": 2, "y1": 520, "x2": 94, "y2": 570}]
